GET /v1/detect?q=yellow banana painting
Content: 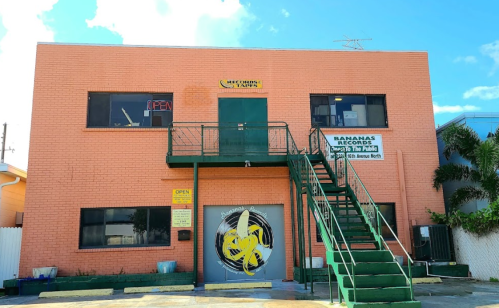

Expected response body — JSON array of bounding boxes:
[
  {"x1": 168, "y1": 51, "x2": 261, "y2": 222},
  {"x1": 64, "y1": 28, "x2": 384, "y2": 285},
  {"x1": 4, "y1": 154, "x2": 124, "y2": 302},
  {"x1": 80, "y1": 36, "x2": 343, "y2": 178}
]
[{"x1": 221, "y1": 210, "x2": 269, "y2": 276}]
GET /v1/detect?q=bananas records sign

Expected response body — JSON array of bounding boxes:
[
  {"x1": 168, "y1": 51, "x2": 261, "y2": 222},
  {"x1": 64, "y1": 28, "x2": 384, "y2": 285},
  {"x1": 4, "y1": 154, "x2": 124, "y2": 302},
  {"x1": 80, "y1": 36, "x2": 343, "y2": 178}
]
[{"x1": 219, "y1": 80, "x2": 262, "y2": 88}]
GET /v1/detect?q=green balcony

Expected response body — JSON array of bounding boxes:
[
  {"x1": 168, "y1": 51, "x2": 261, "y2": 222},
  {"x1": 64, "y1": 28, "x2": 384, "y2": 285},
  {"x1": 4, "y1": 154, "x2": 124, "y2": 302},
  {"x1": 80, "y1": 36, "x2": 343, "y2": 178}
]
[{"x1": 166, "y1": 122, "x2": 295, "y2": 168}]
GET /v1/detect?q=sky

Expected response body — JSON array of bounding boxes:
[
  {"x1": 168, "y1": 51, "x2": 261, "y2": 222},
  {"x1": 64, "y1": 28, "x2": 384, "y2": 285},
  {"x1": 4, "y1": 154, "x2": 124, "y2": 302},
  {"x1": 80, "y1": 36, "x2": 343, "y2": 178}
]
[{"x1": 0, "y1": 0, "x2": 498, "y2": 170}]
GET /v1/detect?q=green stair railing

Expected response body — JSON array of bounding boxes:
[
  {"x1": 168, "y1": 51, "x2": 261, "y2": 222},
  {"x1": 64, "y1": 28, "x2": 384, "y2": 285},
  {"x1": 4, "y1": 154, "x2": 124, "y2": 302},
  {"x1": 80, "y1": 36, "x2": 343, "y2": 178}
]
[
  {"x1": 309, "y1": 126, "x2": 415, "y2": 300},
  {"x1": 167, "y1": 121, "x2": 290, "y2": 156},
  {"x1": 286, "y1": 132, "x2": 358, "y2": 301},
  {"x1": 298, "y1": 154, "x2": 358, "y2": 302}
]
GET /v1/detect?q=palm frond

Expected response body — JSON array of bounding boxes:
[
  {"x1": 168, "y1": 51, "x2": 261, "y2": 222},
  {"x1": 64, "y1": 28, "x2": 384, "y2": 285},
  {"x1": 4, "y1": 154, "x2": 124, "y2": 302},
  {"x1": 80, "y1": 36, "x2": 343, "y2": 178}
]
[
  {"x1": 479, "y1": 173, "x2": 499, "y2": 202},
  {"x1": 441, "y1": 123, "x2": 481, "y2": 165},
  {"x1": 474, "y1": 139, "x2": 499, "y2": 178},
  {"x1": 494, "y1": 124, "x2": 499, "y2": 146},
  {"x1": 433, "y1": 164, "x2": 480, "y2": 190},
  {"x1": 449, "y1": 186, "x2": 489, "y2": 209}
]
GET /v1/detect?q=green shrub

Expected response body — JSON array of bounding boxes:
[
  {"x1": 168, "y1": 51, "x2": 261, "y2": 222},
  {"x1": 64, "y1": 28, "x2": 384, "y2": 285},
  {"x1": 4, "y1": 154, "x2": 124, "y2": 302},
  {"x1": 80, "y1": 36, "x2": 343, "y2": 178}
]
[{"x1": 427, "y1": 199, "x2": 499, "y2": 235}]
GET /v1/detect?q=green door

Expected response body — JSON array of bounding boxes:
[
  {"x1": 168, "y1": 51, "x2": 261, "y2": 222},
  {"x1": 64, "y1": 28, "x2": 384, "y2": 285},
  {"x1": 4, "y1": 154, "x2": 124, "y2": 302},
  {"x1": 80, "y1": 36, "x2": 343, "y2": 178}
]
[{"x1": 218, "y1": 98, "x2": 268, "y2": 155}]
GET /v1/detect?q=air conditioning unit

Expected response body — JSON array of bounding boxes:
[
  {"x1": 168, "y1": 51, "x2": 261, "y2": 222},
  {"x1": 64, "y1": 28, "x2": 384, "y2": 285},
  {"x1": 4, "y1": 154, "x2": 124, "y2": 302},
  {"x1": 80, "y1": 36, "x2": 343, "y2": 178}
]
[
  {"x1": 413, "y1": 224, "x2": 451, "y2": 262},
  {"x1": 15, "y1": 212, "x2": 24, "y2": 225}
]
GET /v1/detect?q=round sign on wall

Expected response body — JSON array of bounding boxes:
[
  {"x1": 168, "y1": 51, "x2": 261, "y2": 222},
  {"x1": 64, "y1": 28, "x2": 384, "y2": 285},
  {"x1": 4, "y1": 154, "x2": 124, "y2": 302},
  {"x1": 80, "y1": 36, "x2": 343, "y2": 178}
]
[{"x1": 215, "y1": 209, "x2": 274, "y2": 276}]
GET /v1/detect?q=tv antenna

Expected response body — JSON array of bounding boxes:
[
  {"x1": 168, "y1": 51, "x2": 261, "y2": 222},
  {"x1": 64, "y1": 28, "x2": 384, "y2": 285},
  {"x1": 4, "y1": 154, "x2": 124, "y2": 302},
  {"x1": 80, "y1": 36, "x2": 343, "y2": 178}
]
[{"x1": 334, "y1": 35, "x2": 372, "y2": 50}]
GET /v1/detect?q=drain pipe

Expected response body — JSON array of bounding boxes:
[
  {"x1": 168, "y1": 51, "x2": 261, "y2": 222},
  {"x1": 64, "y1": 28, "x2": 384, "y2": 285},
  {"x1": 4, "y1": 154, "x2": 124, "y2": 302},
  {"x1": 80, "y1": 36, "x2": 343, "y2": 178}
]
[
  {"x1": 414, "y1": 261, "x2": 473, "y2": 279},
  {"x1": 0, "y1": 176, "x2": 20, "y2": 221}
]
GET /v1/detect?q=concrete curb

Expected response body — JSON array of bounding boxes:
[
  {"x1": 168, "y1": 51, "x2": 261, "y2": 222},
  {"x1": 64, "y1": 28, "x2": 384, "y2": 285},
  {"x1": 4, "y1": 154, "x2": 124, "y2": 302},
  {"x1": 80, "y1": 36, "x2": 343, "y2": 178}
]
[
  {"x1": 205, "y1": 282, "x2": 272, "y2": 290},
  {"x1": 124, "y1": 285, "x2": 195, "y2": 294},
  {"x1": 39, "y1": 289, "x2": 114, "y2": 298},
  {"x1": 412, "y1": 277, "x2": 443, "y2": 284}
]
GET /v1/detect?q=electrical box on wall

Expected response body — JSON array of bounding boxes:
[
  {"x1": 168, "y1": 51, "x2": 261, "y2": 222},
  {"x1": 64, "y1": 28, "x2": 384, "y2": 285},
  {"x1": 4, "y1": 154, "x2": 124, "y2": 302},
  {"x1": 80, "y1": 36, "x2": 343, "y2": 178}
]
[
  {"x1": 413, "y1": 224, "x2": 451, "y2": 262},
  {"x1": 178, "y1": 230, "x2": 191, "y2": 241},
  {"x1": 15, "y1": 212, "x2": 24, "y2": 225}
]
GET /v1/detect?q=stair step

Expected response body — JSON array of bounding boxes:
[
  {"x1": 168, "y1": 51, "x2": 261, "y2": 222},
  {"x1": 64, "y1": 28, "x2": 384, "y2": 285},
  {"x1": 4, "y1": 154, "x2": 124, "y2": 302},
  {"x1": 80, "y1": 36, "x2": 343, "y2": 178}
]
[
  {"x1": 328, "y1": 250, "x2": 395, "y2": 263},
  {"x1": 338, "y1": 274, "x2": 408, "y2": 288},
  {"x1": 351, "y1": 301, "x2": 421, "y2": 308},
  {"x1": 345, "y1": 286, "x2": 412, "y2": 303},
  {"x1": 337, "y1": 239, "x2": 377, "y2": 244},
  {"x1": 335, "y1": 262, "x2": 401, "y2": 275},
  {"x1": 335, "y1": 222, "x2": 369, "y2": 228},
  {"x1": 340, "y1": 231, "x2": 372, "y2": 236}
]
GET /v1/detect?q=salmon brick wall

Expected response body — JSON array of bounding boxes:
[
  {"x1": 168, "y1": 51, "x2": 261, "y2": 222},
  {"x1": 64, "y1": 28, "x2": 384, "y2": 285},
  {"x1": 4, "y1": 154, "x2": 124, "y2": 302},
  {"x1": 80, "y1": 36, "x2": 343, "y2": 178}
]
[{"x1": 20, "y1": 44, "x2": 444, "y2": 280}]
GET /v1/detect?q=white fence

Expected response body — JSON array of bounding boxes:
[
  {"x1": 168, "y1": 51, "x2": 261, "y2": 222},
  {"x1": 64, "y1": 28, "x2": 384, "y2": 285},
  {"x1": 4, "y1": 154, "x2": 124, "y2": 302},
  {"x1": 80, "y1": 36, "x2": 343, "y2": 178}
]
[
  {"x1": 0, "y1": 227, "x2": 22, "y2": 287},
  {"x1": 453, "y1": 227, "x2": 499, "y2": 281}
]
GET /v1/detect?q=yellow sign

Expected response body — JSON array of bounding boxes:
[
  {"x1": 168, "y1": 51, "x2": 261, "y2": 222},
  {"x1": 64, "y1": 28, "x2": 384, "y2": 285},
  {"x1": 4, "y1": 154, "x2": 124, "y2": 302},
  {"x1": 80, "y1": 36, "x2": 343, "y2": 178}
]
[
  {"x1": 172, "y1": 189, "x2": 192, "y2": 204},
  {"x1": 219, "y1": 80, "x2": 262, "y2": 89},
  {"x1": 172, "y1": 209, "x2": 192, "y2": 227}
]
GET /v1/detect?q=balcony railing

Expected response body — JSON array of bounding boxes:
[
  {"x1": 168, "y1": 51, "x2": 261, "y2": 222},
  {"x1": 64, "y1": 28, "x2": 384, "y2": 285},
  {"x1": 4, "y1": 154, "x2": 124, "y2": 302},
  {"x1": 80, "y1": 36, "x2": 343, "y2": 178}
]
[{"x1": 167, "y1": 122, "x2": 292, "y2": 158}]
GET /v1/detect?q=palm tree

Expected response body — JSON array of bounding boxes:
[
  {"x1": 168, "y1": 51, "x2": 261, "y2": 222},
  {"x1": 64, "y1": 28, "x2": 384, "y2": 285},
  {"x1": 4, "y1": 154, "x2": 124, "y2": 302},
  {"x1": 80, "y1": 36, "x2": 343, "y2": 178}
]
[{"x1": 433, "y1": 123, "x2": 499, "y2": 209}]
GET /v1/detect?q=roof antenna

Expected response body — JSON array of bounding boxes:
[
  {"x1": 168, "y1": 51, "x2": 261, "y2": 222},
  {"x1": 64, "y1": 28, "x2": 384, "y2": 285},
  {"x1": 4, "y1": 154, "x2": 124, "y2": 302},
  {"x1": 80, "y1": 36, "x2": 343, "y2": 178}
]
[{"x1": 334, "y1": 35, "x2": 372, "y2": 50}]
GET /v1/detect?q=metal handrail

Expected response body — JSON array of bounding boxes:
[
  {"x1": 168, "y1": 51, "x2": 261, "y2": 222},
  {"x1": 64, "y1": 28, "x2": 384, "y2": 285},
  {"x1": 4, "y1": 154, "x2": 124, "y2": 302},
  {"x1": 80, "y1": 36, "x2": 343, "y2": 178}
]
[
  {"x1": 292, "y1": 154, "x2": 357, "y2": 301},
  {"x1": 168, "y1": 123, "x2": 290, "y2": 157},
  {"x1": 311, "y1": 126, "x2": 414, "y2": 299},
  {"x1": 344, "y1": 159, "x2": 414, "y2": 298}
]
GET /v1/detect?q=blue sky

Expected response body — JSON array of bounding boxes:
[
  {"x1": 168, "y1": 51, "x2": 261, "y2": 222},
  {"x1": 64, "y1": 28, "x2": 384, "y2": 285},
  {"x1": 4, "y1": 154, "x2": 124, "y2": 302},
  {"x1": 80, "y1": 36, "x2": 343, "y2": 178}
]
[{"x1": 0, "y1": 0, "x2": 498, "y2": 169}]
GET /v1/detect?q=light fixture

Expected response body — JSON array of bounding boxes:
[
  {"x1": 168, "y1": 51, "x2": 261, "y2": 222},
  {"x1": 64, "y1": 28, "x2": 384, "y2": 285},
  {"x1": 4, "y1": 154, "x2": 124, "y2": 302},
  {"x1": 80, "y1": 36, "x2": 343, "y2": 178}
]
[{"x1": 335, "y1": 97, "x2": 343, "y2": 101}]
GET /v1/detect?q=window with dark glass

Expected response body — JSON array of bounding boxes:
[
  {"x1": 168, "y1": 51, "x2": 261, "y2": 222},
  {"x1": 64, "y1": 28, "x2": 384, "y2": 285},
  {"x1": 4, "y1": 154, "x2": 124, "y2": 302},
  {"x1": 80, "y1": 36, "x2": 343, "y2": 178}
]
[
  {"x1": 79, "y1": 207, "x2": 171, "y2": 248},
  {"x1": 315, "y1": 202, "x2": 397, "y2": 242},
  {"x1": 87, "y1": 93, "x2": 173, "y2": 128},
  {"x1": 310, "y1": 95, "x2": 387, "y2": 128},
  {"x1": 378, "y1": 203, "x2": 397, "y2": 240}
]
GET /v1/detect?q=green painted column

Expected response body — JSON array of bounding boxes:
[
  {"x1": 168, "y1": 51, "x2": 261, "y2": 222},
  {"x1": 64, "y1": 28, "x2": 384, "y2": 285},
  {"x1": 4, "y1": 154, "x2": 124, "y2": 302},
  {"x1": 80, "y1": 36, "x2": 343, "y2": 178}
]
[{"x1": 193, "y1": 162, "x2": 199, "y2": 286}]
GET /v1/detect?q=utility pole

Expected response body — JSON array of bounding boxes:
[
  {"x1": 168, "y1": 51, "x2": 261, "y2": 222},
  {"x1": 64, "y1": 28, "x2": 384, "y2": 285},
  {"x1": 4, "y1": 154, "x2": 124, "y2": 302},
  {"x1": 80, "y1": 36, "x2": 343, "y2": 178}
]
[
  {"x1": 1, "y1": 123, "x2": 6, "y2": 163},
  {"x1": 1, "y1": 123, "x2": 14, "y2": 164}
]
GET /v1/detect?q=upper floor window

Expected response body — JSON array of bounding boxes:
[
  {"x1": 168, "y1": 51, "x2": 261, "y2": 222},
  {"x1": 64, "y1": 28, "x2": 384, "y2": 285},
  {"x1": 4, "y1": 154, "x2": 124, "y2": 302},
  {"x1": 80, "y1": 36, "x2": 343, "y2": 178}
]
[
  {"x1": 310, "y1": 95, "x2": 387, "y2": 128},
  {"x1": 87, "y1": 93, "x2": 173, "y2": 128}
]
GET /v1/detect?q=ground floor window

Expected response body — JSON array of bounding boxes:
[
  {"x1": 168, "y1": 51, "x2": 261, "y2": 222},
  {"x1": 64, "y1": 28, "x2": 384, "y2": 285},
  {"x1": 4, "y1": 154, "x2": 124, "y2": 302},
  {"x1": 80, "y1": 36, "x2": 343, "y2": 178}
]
[
  {"x1": 79, "y1": 207, "x2": 171, "y2": 249},
  {"x1": 315, "y1": 202, "x2": 397, "y2": 242}
]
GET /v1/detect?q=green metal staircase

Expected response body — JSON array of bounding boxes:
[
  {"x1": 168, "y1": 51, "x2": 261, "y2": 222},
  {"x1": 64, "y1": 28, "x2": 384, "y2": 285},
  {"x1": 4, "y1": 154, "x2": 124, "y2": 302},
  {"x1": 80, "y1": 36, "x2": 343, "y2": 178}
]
[{"x1": 287, "y1": 127, "x2": 420, "y2": 308}]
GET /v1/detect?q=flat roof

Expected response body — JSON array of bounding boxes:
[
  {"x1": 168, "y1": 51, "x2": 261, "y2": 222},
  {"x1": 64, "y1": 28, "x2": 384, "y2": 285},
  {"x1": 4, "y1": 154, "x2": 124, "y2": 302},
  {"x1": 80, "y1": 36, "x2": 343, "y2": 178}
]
[
  {"x1": 0, "y1": 163, "x2": 27, "y2": 181},
  {"x1": 37, "y1": 42, "x2": 427, "y2": 53},
  {"x1": 436, "y1": 112, "x2": 499, "y2": 133}
]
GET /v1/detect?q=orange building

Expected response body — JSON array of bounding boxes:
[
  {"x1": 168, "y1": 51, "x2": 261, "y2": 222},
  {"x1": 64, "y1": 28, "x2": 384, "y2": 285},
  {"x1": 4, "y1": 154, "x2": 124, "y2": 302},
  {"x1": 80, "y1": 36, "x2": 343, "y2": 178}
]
[
  {"x1": 21, "y1": 43, "x2": 444, "y2": 285},
  {"x1": 0, "y1": 163, "x2": 26, "y2": 227}
]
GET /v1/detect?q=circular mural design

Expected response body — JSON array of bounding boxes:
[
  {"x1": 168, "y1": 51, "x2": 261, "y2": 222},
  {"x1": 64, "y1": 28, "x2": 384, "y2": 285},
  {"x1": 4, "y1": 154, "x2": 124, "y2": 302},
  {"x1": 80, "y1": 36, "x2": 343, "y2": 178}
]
[{"x1": 215, "y1": 209, "x2": 274, "y2": 276}]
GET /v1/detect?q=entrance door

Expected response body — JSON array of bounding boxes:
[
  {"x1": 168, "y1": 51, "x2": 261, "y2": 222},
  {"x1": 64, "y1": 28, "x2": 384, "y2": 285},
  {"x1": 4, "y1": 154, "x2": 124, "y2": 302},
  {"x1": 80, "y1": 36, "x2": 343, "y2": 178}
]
[
  {"x1": 218, "y1": 98, "x2": 268, "y2": 155},
  {"x1": 203, "y1": 205, "x2": 286, "y2": 283}
]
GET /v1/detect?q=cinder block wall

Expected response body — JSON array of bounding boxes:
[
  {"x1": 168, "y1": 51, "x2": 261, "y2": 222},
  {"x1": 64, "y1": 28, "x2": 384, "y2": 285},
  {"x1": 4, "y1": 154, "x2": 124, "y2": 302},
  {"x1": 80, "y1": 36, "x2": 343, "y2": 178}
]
[{"x1": 21, "y1": 44, "x2": 444, "y2": 280}]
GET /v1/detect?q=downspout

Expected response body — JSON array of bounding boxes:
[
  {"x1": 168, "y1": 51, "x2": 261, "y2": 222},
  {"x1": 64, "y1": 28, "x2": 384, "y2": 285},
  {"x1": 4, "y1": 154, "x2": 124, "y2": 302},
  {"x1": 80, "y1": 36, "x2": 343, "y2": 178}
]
[
  {"x1": 0, "y1": 177, "x2": 20, "y2": 222},
  {"x1": 193, "y1": 162, "x2": 199, "y2": 287}
]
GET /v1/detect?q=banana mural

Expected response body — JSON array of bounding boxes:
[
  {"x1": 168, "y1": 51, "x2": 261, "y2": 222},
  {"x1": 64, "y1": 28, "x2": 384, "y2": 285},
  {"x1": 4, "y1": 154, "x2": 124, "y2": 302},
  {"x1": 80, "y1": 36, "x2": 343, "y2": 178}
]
[{"x1": 215, "y1": 208, "x2": 273, "y2": 276}]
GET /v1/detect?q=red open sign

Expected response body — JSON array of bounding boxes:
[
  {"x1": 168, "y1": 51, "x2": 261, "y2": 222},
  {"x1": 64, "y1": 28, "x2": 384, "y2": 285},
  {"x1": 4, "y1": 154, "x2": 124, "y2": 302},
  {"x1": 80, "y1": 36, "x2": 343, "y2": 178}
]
[{"x1": 147, "y1": 100, "x2": 172, "y2": 111}]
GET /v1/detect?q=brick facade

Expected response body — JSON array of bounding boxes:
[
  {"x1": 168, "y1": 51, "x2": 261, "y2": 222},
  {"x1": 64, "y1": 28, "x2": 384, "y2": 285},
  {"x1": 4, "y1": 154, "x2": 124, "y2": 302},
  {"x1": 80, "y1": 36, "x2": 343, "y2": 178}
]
[{"x1": 20, "y1": 44, "x2": 444, "y2": 281}]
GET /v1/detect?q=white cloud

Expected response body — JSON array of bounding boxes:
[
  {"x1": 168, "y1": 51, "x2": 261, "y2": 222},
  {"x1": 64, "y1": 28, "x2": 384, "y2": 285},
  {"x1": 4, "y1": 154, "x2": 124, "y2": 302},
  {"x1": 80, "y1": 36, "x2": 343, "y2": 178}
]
[
  {"x1": 433, "y1": 102, "x2": 480, "y2": 114},
  {"x1": 281, "y1": 9, "x2": 289, "y2": 18},
  {"x1": 463, "y1": 84, "x2": 499, "y2": 100},
  {"x1": 481, "y1": 40, "x2": 499, "y2": 75},
  {"x1": 0, "y1": 0, "x2": 58, "y2": 170},
  {"x1": 269, "y1": 25, "x2": 278, "y2": 34},
  {"x1": 87, "y1": 0, "x2": 254, "y2": 47},
  {"x1": 453, "y1": 55, "x2": 477, "y2": 64}
]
